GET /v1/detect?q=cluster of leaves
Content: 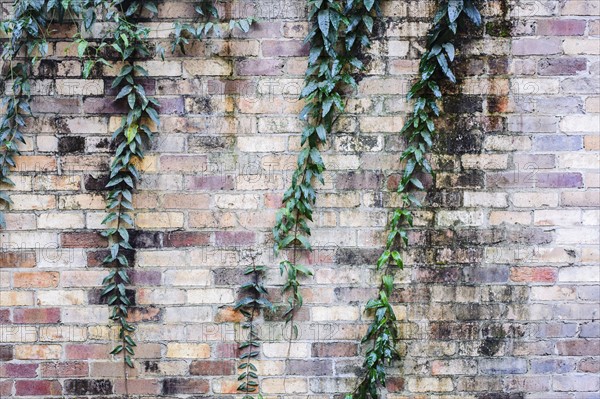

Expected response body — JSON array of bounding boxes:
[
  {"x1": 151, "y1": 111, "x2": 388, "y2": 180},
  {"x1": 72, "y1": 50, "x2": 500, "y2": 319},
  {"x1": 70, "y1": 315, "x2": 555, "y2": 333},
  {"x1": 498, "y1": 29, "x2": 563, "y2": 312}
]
[
  {"x1": 75, "y1": 0, "x2": 160, "y2": 379},
  {"x1": 0, "y1": 0, "x2": 84, "y2": 228},
  {"x1": 234, "y1": 255, "x2": 273, "y2": 399},
  {"x1": 273, "y1": 0, "x2": 380, "y2": 341},
  {"x1": 347, "y1": 1, "x2": 482, "y2": 398},
  {"x1": 171, "y1": 0, "x2": 255, "y2": 54}
]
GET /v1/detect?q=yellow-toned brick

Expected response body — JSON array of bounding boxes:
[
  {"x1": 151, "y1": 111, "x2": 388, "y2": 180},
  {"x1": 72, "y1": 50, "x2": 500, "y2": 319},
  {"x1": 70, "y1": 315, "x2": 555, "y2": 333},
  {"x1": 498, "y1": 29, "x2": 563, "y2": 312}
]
[
  {"x1": 58, "y1": 194, "x2": 105, "y2": 210},
  {"x1": 183, "y1": 59, "x2": 232, "y2": 76},
  {"x1": 136, "y1": 212, "x2": 184, "y2": 229},
  {"x1": 38, "y1": 212, "x2": 85, "y2": 229},
  {"x1": 262, "y1": 378, "x2": 308, "y2": 394},
  {"x1": 9, "y1": 194, "x2": 56, "y2": 210},
  {"x1": 263, "y1": 342, "x2": 310, "y2": 358},
  {"x1": 0, "y1": 291, "x2": 35, "y2": 306},
  {"x1": 15, "y1": 345, "x2": 61, "y2": 359},
  {"x1": 311, "y1": 306, "x2": 360, "y2": 321},
  {"x1": 166, "y1": 343, "x2": 210, "y2": 359},
  {"x1": 489, "y1": 211, "x2": 532, "y2": 225},
  {"x1": 56, "y1": 79, "x2": 103, "y2": 95}
]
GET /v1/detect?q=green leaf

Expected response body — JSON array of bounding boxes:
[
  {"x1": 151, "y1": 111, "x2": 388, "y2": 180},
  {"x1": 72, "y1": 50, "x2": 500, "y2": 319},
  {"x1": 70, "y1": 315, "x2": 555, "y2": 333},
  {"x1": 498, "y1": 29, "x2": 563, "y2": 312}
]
[
  {"x1": 442, "y1": 43, "x2": 455, "y2": 62},
  {"x1": 143, "y1": 2, "x2": 158, "y2": 14},
  {"x1": 77, "y1": 40, "x2": 88, "y2": 58},
  {"x1": 116, "y1": 85, "x2": 133, "y2": 100},
  {"x1": 463, "y1": 0, "x2": 482, "y2": 26},
  {"x1": 318, "y1": 10, "x2": 330, "y2": 37},
  {"x1": 316, "y1": 125, "x2": 327, "y2": 141},
  {"x1": 448, "y1": 0, "x2": 464, "y2": 23}
]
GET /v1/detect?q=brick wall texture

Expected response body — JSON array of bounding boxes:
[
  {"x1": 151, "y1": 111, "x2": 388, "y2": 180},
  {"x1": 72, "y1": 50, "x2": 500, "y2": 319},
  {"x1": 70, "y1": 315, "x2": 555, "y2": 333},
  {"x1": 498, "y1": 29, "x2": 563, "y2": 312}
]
[{"x1": 1, "y1": 0, "x2": 599, "y2": 397}]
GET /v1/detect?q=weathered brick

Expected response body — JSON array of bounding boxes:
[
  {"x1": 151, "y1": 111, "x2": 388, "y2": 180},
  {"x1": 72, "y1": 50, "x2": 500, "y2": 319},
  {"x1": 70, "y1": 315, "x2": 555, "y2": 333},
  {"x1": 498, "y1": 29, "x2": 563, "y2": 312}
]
[{"x1": 15, "y1": 380, "x2": 62, "y2": 396}]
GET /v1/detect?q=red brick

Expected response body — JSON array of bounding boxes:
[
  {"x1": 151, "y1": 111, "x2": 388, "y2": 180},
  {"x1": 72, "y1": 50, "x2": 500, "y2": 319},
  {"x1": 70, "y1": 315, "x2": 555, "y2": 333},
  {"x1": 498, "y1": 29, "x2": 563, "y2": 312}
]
[
  {"x1": 0, "y1": 309, "x2": 9, "y2": 324},
  {"x1": 0, "y1": 380, "x2": 12, "y2": 396},
  {"x1": 13, "y1": 308, "x2": 61, "y2": 324},
  {"x1": 387, "y1": 376, "x2": 405, "y2": 392},
  {"x1": 557, "y1": 340, "x2": 600, "y2": 356},
  {"x1": 61, "y1": 232, "x2": 107, "y2": 248},
  {"x1": 312, "y1": 342, "x2": 358, "y2": 357},
  {"x1": 15, "y1": 380, "x2": 62, "y2": 396},
  {"x1": 1, "y1": 363, "x2": 38, "y2": 378},
  {"x1": 40, "y1": 362, "x2": 89, "y2": 377},
  {"x1": 510, "y1": 267, "x2": 557, "y2": 283},
  {"x1": 164, "y1": 232, "x2": 210, "y2": 247},
  {"x1": 0, "y1": 346, "x2": 13, "y2": 361},
  {"x1": 189, "y1": 360, "x2": 235, "y2": 375},
  {"x1": 66, "y1": 344, "x2": 110, "y2": 360},
  {"x1": 0, "y1": 251, "x2": 36, "y2": 268},
  {"x1": 162, "y1": 378, "x2": 209, "y2": 394},
  {"x1": 13, "y1": 271, "x2": 59, "y2": 288}
]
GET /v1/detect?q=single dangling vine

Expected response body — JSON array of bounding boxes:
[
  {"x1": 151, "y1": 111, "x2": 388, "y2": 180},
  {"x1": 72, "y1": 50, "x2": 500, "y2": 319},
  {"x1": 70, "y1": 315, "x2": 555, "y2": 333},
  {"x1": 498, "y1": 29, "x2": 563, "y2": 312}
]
[
  {"x1": 170, "y1": 0, "x2": 255, "y2": 54},
  {"x1": 0, "y1": 0, "x2": 85, "y2": 227},
  {"x1": 234, "y1": 253, "x2": 273, "y2": 399},
  {"x1": 78, "y1": 0, "x2": 160, "y2": 388},
  {"x1": 347, "y1": 1, "x2": 482, "y2": 398},
  {"x1": 273, "y1": 0, "x2": 381, "y2": 344}
]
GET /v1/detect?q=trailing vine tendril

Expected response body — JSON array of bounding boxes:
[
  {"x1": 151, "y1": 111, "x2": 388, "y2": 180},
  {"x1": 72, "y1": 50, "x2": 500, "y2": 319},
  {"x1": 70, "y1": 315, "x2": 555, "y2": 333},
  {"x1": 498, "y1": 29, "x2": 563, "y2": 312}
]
[
  {"x1": 273, "y1": 0, "x2": 381, "y2": 344},
  {"x1": 77, "y1": 0, "x2": 161, "y2": 389},
  {"x1": 0, "y1": 0, "x2": 83, "y2": 227},
  {"x1": 170, "y1": 0, "x2": 255, "y2": 55},
  {"x1": 234, "y1": 252, "x2": 272, "y2": 399},
  {"x1": 347, "y1": 1, "x2": 482, "y2": 397}
]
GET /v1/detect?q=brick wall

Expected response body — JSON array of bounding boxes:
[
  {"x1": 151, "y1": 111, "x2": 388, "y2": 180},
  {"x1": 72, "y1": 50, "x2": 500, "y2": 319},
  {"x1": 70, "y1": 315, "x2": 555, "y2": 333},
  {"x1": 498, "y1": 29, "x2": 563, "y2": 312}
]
[{"x1": 1, "y1": 0, "x2": 599, "y2": 397}]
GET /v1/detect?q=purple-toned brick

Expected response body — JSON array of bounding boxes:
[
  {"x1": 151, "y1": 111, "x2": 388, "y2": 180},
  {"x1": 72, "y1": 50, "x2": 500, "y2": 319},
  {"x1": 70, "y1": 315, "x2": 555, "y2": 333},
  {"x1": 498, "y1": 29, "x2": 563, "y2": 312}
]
[
  {"x1": 262, "y1": 40, "x2": 309, "y2": 57},
  {"x1": 336, "y1": 171, "x2": 383, "y2": 190},
  {"x1": 130, "y1": 270, "x2": 162, "y2": 286},
  {"x1": 215, "y1": 231, "x2": 256, "y2": 246},
  {"x1": 236, "y1": 59, "x2": 284, "y2": 76},
  {"x1": 513, "y1": 154, "x2": 556, "y2": 168},
  {"x1": 536, "y1": 19, "x2": 587, "y2": 36},
  {"x1": 186, "y1": 175, "x2": 235, "y2": 190},
  {"x1": 533, "y1": 135, "x2": 583, "y2": 151},
  {"x1": 513, "y1": 38, "x2": 562, "y2": 55},
  {"x1": 538, "y1": 58, "x2": 587, "y2": 76},
  {"x1": 536, "y1": 172, "x2": 583, "y2": 188},
  {"x1": 2, "y1": 363, "x2": 38, "y2": 378}
]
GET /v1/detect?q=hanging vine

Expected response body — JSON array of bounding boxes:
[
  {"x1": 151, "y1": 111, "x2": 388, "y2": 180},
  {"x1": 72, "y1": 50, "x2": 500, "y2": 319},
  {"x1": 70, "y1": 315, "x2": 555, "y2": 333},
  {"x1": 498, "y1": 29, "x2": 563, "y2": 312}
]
[
  {"x1": 346, "y1": 1, "x2": 482, "y2": 398},
  {"x1": 234, "y1": 253, "x2": 273, "y2": 399},
  {"x1": 0, "y1": 0, "x2": 85, "y2": 227},
  {"x1": 170, "y1": 0, "x2": 255, "y2": 54},
  {"x1": 273, "y1": 0, "x2": 381, "y2": 344},
  {"x1": 72, "y1": 0, "x2": 160, "y2": 388}
]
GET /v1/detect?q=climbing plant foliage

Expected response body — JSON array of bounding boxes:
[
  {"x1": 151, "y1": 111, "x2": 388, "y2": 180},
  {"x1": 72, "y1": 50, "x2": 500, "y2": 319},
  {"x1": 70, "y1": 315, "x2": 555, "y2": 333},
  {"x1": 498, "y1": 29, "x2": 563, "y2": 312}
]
[
  {"x1": 234, "y1": 253, "x2": 273, "y2": 399},
  {"x1": 170, "y1": 0, "x2": 255, "y2": 54},
  {"x1": 273, "y1": 0, "x2": 381, "y2": 342},
  {"x1": 0, "y1": 0, "x2": 86, "y2": 227},
  {"x1": 96, "y1": 1, "x2": 159, "y2": 378},
  {"x1": 347, "y1": 1, "x2": 482, "y2": 398}
]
